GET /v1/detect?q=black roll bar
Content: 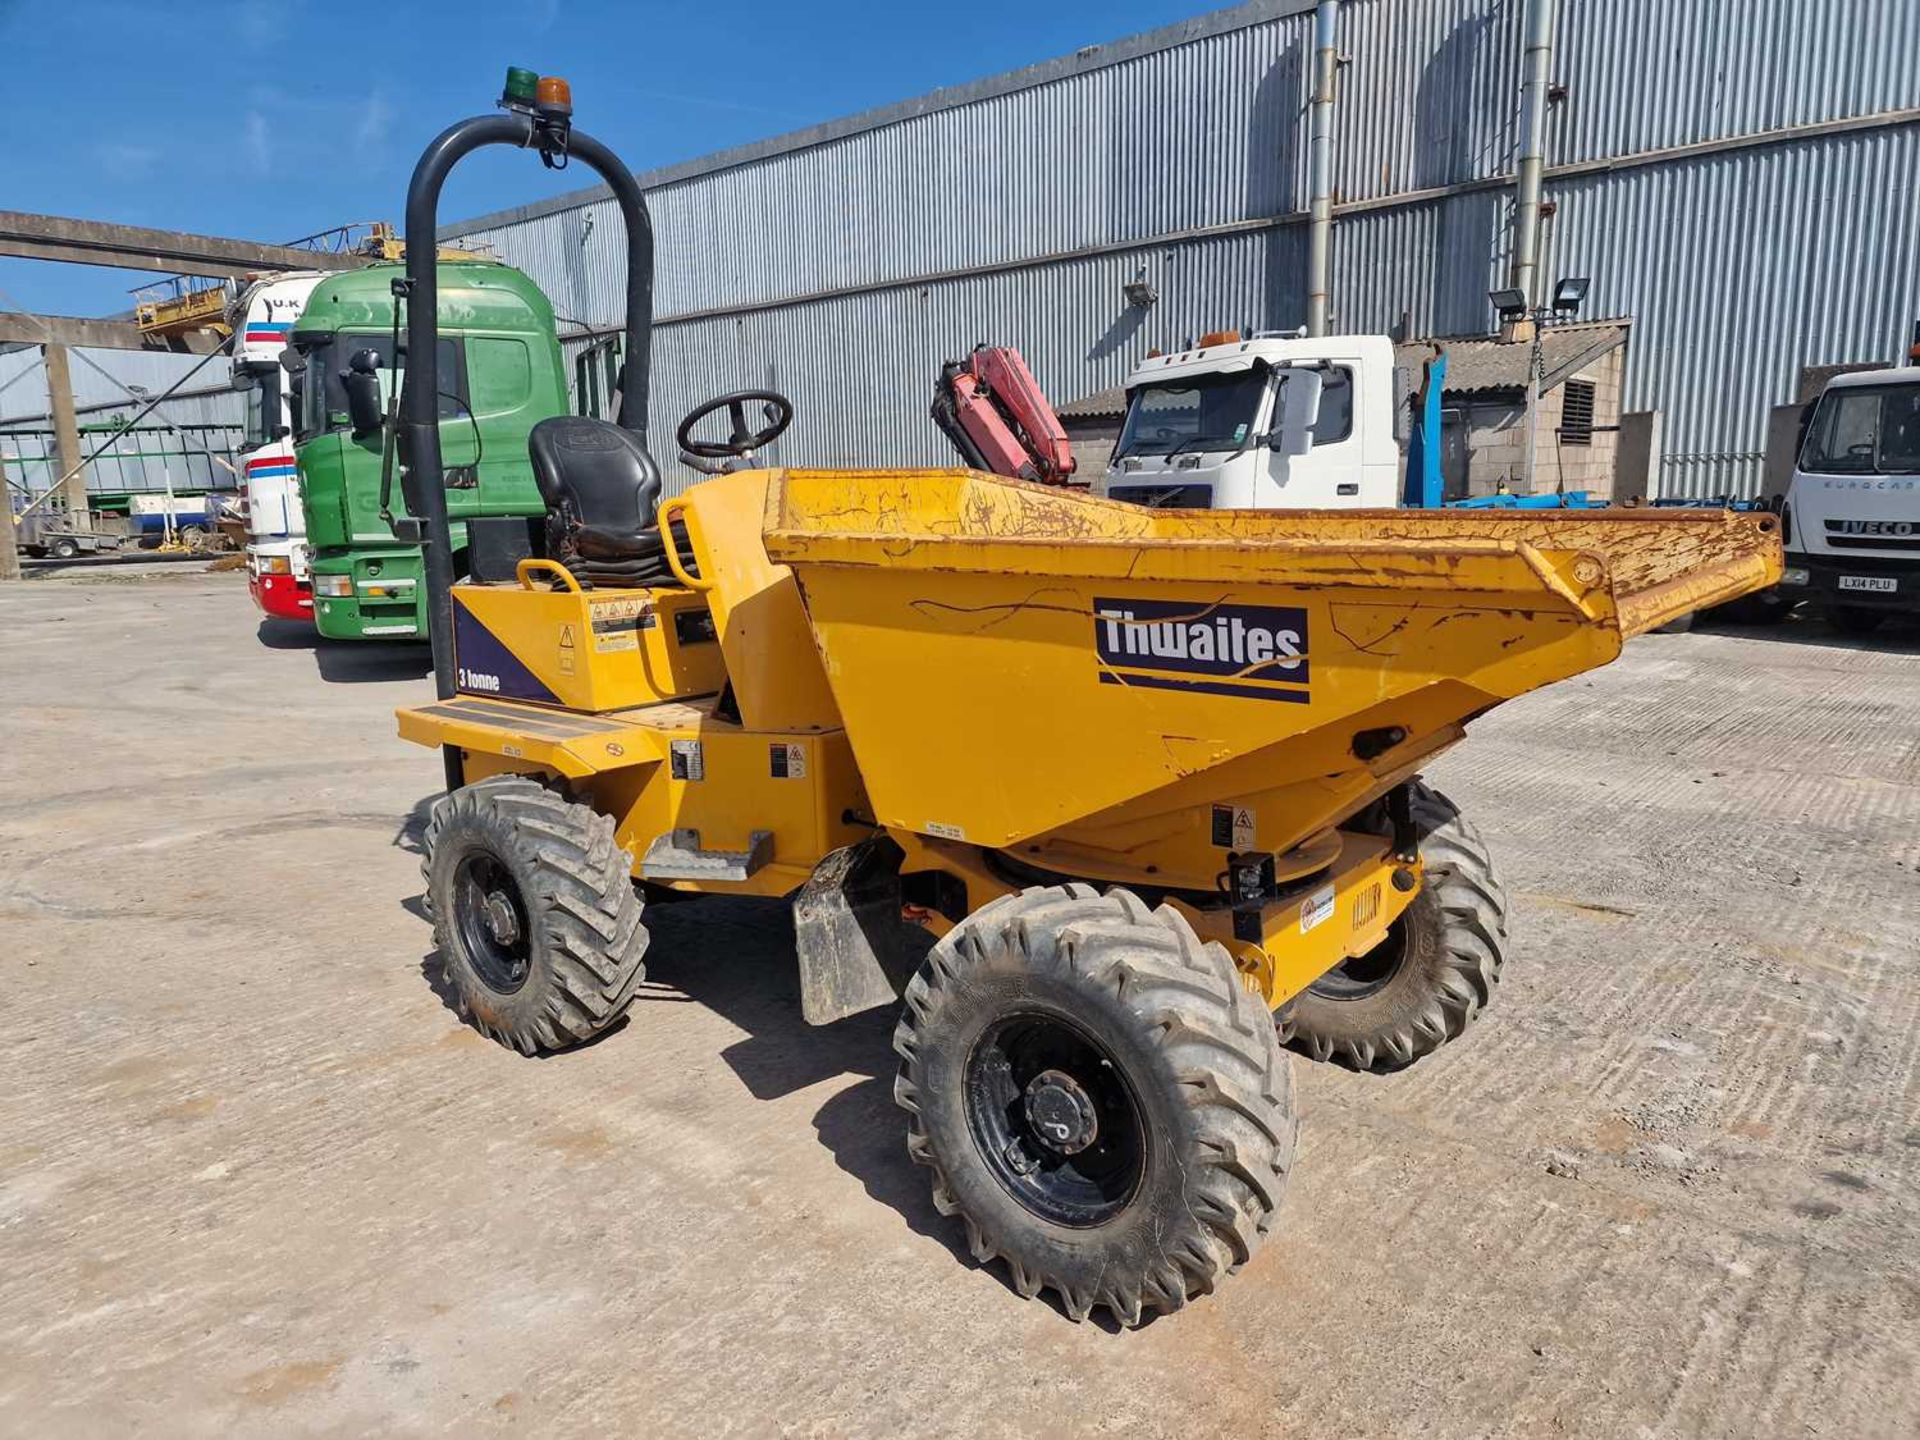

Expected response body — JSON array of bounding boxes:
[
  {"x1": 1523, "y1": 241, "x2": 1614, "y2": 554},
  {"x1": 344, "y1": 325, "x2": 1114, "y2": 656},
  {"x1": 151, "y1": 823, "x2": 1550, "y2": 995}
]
[{"x1": 400, "y1": 108, "x2": 657, "y2": 775}]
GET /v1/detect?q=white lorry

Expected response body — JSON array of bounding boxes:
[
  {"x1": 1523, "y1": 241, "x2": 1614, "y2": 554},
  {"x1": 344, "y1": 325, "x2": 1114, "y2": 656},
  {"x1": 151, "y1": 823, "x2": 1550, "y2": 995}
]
[
  {"x1": 1094, "y1": 333, "x2": 1401, "y2": 509},
  {"x1": 230, "y1": 272, "x2": 324, "y2": 621},
  {"x1": 1775, "y1": 366, "x2": 1920, "y2": 634}
]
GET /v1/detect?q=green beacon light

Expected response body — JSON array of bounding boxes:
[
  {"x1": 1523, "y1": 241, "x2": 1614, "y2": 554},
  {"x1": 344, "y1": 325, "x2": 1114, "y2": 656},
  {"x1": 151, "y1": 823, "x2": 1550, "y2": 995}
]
[{"x1": 502, "y1": 66, "x2": 540, "y2": 110}]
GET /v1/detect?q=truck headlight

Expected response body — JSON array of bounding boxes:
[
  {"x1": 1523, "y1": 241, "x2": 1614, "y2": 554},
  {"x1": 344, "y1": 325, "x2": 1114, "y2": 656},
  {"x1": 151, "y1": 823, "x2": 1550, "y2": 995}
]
[
  {"x1": 1780, "y1": 566, "x2": 1809, "y2": 587},
  {"x1": 261, "y1": 554, "x2": 292, "y2": 576},
  {"x1": 315, "y1": 574, "x2": 354, "y2": 598}
]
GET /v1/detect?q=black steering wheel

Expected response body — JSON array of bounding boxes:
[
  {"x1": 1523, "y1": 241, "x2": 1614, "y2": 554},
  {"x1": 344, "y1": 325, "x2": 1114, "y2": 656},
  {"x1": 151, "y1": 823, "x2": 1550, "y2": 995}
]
[{"x1": 676, "y1": 389, "x2": 794, "y2": 459}]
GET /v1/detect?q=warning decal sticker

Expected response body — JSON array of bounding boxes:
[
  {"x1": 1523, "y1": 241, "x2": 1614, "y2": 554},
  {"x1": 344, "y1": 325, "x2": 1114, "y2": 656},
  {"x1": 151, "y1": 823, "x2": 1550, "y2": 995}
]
[
  {"x1": 1210, "y1": 804, "x2": 1256, "y2": 850},
  {"x1": 590, "y1": 596, "x2": 650, "y2": 653},
  {"x1": 669, "y1": 739, "x2": 705, "y2": 781}
]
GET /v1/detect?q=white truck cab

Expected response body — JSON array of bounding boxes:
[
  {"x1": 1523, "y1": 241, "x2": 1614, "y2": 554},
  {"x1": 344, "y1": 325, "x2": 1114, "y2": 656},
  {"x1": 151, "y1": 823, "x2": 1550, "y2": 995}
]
[
  {"x1": 1778, "y1": 366, "x2": 1920, "y2": 633},
  {"x1": 230, "y1": 273, "x2": 324, "y2": 620},
  {"x1": 1096, "y1": 333, "x2": 1401, "y2": 509}
]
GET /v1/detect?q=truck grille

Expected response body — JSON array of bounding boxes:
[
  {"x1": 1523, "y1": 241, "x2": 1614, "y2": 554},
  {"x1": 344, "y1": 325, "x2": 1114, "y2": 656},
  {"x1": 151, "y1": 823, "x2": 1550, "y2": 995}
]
[
  {"x1": 1107, "y1": 483, "x2": 1214, "y2": 509},
  {"x1": 1824, "y1": 519, "x2": 1920, "y2": 550}
]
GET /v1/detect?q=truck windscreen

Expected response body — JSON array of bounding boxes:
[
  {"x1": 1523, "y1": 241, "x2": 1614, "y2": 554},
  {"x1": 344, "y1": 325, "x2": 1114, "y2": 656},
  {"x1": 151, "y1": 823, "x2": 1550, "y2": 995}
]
[
  {"x1": 1801, "y1": 384, "x2": 1920, "y2": 475},
  {"x1": 1116, "y1": 369, "x2": 1268, "y2": 457}
]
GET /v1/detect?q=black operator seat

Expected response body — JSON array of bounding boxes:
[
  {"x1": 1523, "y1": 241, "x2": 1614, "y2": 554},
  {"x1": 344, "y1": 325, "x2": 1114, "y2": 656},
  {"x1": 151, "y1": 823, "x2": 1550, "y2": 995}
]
[{"x1": 527, "y1": 415, "x2": 677, "y2": 588}]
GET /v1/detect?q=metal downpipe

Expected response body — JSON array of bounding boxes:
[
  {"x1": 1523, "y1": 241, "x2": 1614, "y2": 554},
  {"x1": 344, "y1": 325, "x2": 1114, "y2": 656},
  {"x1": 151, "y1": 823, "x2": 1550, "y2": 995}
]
[
  {"x1": 1305, "y1": 0, "x2": 1340, "y2": 338},
  {"x1": 1509, "y1": 0, "x2": 1557, "y2": 309}
]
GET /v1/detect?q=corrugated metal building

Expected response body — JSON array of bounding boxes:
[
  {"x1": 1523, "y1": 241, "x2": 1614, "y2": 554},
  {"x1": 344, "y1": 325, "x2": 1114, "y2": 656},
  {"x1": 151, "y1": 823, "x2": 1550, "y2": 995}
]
[{"x1": 444, "y1": 0, "x2": 1919, "y2": 499}]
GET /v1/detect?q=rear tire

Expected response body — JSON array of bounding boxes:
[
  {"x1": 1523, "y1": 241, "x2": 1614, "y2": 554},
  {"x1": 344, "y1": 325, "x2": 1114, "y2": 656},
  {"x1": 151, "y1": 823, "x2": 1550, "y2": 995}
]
[
  {"x1": 50, "y1": 538, "x2": 80, "y2": 560},
  {"x1": 1828, "y1": 605, "x2": 1887, "y2": 636},
  {"x1": 1281, "y1": 782, "x2": 1507, "y2": 1073},
  {"x1": 422, "y1": 775, "x2": 648, "y2": 1054},
  {"x1": 894, "y1": 885, "x2": 1294, "y2": 1326}
]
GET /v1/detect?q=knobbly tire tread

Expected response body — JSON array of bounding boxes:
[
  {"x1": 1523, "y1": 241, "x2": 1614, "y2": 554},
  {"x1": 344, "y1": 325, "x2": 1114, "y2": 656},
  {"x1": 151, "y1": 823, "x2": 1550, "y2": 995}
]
[
  {"x1": 893, "y1": 884, "x2": 1295, "y2": 1327},
  {"x1": 422, "y1": 775, "x2": 648, "y2": 1054},
  {"x1": 1281, "y1": 780, "x2": 1509, "y2": 1073}
]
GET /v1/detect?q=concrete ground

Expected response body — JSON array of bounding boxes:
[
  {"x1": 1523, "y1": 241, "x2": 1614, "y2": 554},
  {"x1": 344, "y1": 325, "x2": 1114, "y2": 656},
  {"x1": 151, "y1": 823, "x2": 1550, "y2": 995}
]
[{"x1": 1, "y1": 568, "x2": 1916, "y2": 1439}]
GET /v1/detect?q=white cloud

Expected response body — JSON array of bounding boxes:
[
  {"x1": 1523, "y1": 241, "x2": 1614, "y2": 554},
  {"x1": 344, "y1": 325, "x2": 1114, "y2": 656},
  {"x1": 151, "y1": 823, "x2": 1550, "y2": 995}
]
[
  {"x1": 354, "y1": 91, "x2": 394, "y2": 160},
  {"x1": 244, "y1": 109, "x2": 272, "y2": 174}
]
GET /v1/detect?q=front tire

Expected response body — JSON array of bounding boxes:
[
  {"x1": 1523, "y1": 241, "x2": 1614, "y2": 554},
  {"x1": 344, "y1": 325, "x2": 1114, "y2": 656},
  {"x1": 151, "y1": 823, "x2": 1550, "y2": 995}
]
[
  {"x1": 422, "y1": 775, "x2": 649, "y2": 1054},
  {"x1": 1281, "y1": 782, "x2": 1508, "y2": 1073},
  {"x1": 894, "y1": 885, "x2": 1294, "y2": 1326}
]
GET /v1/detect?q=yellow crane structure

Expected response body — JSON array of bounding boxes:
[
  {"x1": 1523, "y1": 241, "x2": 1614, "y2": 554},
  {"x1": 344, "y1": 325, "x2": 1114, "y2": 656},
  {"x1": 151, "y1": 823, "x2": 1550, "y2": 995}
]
[{"x1": 130, "y1": 222, "x2": 483, "y2": 341}]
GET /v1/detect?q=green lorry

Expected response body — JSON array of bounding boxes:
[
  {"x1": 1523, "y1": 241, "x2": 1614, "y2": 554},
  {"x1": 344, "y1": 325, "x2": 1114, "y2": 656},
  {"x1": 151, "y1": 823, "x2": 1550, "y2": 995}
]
[{"x1": 290, "y1": 260, "x2": 571, "y2": 640}]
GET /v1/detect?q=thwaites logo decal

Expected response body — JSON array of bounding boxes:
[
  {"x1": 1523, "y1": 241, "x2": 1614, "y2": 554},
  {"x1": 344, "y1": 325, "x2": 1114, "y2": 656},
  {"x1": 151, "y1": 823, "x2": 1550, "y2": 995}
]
[{"x1": 1094, "y1": 597, "x2": 1309, "y2": 702}]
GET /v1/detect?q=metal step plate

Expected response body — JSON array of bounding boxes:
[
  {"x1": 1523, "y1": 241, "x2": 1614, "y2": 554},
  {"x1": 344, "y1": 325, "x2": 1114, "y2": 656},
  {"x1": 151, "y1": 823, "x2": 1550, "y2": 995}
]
[{"x1": 641, "y1": 828, "x2": 774, "y2": 882}]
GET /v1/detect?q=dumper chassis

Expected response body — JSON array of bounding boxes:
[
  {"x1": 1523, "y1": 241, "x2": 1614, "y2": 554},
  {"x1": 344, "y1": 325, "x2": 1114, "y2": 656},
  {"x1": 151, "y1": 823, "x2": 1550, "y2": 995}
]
[{"x1": 382, "y1": 75, "x2": 1782, "y2": 1326}]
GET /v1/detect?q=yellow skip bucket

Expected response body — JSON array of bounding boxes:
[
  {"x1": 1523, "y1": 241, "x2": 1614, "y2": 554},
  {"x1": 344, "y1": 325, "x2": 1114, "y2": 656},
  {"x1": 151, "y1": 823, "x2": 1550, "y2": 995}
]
[{"x1": 763, "y1": 469, "x2": 1780, "y2": 856}]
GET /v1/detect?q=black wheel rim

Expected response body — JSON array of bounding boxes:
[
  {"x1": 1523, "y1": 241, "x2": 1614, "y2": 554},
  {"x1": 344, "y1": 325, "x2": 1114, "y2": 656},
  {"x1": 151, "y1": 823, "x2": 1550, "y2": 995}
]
[
  {"x1": 1309, "y1": 914, "x2": 1409, "y2": 1001},
  {"x1": 964, "y1": 1011, "x2": 1145, "y2": 1227},
  {"x1": 451, "y1": 850, "x2": 533, "y2": 994}
]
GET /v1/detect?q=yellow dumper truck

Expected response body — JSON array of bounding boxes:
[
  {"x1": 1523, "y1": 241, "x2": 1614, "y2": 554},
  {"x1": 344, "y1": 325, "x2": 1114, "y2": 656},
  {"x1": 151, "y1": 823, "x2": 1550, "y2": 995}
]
[{"x1": 389, "y1": 74, "x2": 1781, "y2": 1324}]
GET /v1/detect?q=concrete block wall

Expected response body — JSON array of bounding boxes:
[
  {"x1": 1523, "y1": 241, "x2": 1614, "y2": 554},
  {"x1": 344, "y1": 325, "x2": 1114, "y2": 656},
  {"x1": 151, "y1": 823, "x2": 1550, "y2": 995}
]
[{"x1": 1458, "y1": 348, "x2": 1627, "y2": 499}]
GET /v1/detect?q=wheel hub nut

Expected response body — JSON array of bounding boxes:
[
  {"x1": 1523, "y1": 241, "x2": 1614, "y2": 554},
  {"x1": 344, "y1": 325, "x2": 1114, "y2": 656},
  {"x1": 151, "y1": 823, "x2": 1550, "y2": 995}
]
[
  {"x1": 1023, "y1": 1068, "x2": 1098, "y2": 1154},
  {"x1": 482, "y1": 892, "x2": 520, "y2": 946}
]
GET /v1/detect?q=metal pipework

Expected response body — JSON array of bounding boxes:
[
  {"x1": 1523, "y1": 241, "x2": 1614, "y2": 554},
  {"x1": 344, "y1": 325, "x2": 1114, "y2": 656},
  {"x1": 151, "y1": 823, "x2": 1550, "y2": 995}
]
[
  {"x1": 1304, "y1": 0, "x2": 1340, "y2": 338},
  {"x1": 1508, "y1": 0, "x2": 1558, "y2": 309},
  {"x1": 401, "y1": 110, "x2": 658, "y2": 738}
]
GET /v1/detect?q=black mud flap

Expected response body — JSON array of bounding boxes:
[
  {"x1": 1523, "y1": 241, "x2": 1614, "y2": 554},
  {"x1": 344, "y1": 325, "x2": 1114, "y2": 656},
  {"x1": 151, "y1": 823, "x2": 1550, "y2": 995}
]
[{"x1": 793, "y1": 836, "x2": 934, "y2": 1026}]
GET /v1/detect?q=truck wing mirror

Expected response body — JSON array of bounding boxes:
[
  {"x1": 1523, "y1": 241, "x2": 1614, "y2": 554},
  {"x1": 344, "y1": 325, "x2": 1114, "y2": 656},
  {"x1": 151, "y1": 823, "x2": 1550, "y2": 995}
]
[
  {"x1": 343, "y1": 347, "x2": 386, "y2": 440},
  {"x1": 1269, "y1": 370, "x2": 1324, "y2": 457}
]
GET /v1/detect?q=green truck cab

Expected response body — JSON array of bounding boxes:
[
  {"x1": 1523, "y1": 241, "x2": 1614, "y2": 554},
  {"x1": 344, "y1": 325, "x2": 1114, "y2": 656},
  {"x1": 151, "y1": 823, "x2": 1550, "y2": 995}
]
[{"x1": 290, "y1": 260, "x2": 567, "y2": 640}]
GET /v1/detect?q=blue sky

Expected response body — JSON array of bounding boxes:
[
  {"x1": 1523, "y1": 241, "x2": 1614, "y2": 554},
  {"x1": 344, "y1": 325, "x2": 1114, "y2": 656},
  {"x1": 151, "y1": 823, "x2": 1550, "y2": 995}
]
[{"x1": 0, "y1": 0, "x2": 1226, "y2": 319}]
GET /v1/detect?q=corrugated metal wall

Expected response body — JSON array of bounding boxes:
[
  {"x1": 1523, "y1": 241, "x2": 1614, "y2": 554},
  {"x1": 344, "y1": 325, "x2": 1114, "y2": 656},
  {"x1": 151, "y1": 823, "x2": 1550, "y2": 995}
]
[
  {"x1": 450, "y1": 0, "x2": 1919, "y2": 498},
  {"x1": 0, "y1": 347, "x2": 240, "y2": 420},
  {"x1": 0, "y1": 348, "x2": 243, "y2": 497},
  {"x1": 0, "y1": 427, "x2": 241, "y2": 498}
]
